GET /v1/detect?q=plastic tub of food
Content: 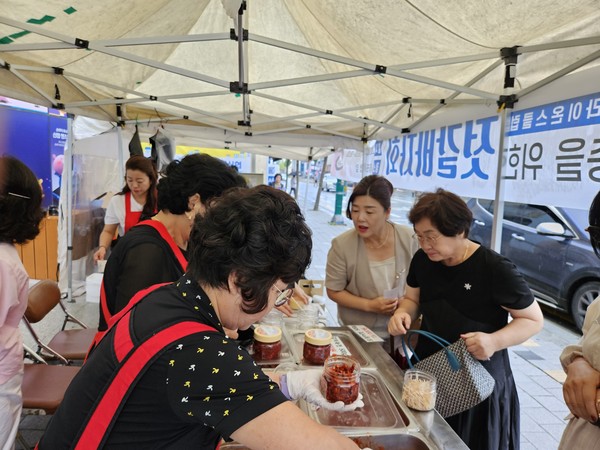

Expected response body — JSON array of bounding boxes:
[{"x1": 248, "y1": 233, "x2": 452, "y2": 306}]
[{"x1": 402, "y1": 369, "x2": 437, "y2": 411}]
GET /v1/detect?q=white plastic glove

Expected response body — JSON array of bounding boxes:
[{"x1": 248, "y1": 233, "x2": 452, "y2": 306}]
[{"x1": 283, "y1": 369, "x2": 364, "y2": 411}]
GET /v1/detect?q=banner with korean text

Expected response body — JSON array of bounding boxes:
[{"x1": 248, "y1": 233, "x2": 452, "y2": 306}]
[{"x1": 331, "y1": 92, "x2": 600, "y2": 210}]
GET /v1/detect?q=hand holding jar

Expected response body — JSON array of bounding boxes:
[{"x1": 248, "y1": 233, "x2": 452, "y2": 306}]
[{"x1": 281, "y1": 369, "x2": 364, "y2": 411}]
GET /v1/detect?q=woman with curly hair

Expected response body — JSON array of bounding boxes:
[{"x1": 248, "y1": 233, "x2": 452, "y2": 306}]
[{"x1": 0, "y1": 155, "x2": 44, "y2": 448}]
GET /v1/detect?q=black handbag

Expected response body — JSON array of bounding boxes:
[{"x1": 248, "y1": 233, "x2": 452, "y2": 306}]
[{"x1": 401, "y1": 330, "x2": 495, "y2": 418}]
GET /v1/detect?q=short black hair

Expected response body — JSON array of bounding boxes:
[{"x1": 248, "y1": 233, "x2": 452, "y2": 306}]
[
  {"x1": 408, "y1": 188, "x2": 472, "y2": 238},
  {"x1": 157, "y1": 153, "x2": 247, "y2": 214},
  {"x1": 187, "y1": 185, "x2": 312, "y2": 314},
  {"x1": 0, "y1": 155, "x2": 44, "y2": 244},
  {"x1": 346, "y1": 175, "x2": 393, "y2": 219}
]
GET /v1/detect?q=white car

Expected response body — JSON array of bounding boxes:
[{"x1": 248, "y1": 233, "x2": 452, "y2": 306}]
[{"x1": 321, "y1": 174, "x2": 338, "y2": 191}]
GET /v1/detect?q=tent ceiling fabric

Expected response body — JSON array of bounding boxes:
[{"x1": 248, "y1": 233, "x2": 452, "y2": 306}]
[{"x1": 1, "y1": 0, "x2": 600, "y2": 157}]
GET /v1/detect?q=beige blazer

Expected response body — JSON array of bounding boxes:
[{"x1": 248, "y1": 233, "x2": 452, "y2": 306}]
[{"x1": 325, "y1": 222, "x2": 418, "y2": 337}]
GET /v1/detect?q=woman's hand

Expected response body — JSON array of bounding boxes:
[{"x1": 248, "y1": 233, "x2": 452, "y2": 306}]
[
  {"x1": 276, "y1": 283, "x2": 311, "y2": 317},
  {"x1": 563, "y1": 357, "x2": 600, "y2": 423},
  {"x1": 370, "y1": 296, "x2": 398, "y2": 315},
  {"x1": 388, "y1": 310, "x2": 411, "y2": 336},
  {"x1": 93, "y1": 246, "x2": 107, "y2": 262},
  {"x1": 460, "y1": 332, "x2": 496, "y2": 360}
]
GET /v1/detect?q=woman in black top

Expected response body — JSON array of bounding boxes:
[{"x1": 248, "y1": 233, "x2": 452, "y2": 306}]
[{"x1": 389, "y1": 189, "x2": 544, "y2": 450}]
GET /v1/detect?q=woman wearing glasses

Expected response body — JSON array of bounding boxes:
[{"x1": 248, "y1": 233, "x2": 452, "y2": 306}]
[
  {"x1": 40, "y1": 186, "x2": 363, "y2": 450},
  {"x1": 558, "y1": 191, "x2": 600, "y2": 450},
  {"x1": 0, "y1": 156, "x2": 44, "y2": 447},
  {"x1": 326, "y1": 175, "x2": 418, "y2": 351},
  {"x1": 388, "y1": 188, "x2": 544, "y2": 450}
]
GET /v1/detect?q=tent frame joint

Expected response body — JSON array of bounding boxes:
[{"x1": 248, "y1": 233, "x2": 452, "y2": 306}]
[
  {"x1": 375, "y1": 64, "x2": 387, "y2": 74},
  {"x1": 230, "y1": 28, "x2": 248, "y2": 41},
  {"x1": 401, "y1": 128, "x2": 411, "y2": 134},
  {"x1": 74, "y1": 38, "x2": 89, "y2": 49},
  {"x1": 497, "y1": 94, "x2": 518, "y2": 109},
  {"x1": 53, "y1": 67, "x2": 64, "y2": 75},
  {"x1": 230, "y1": 81, "x2": 249, "y2": 94}
]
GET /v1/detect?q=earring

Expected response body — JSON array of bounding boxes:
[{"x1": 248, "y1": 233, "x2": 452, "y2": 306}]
[{"x1": 185, "y1": 211, "x2": 194, "y2": 222}]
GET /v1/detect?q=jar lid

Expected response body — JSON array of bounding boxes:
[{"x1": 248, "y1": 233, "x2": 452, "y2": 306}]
[
  {"x1": 304, "y1": 328, "x2": 332, "y2": 346},
  {"x1": 253, "y1": 325, "x2": 282, "y2": 343}
]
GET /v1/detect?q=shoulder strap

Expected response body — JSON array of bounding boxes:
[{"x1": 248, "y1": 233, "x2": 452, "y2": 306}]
[
  {"x1": 134, "y1": 219, "x2": 188, "y2": 271},
  {"x1": 89, "y1": 282, "x2": 170, "y2": 359},
  {"x1": 75, "y1": 321, "x2": 217, "y2": 449},
  {"x1": 124, "y1": 192, "x2": 143, "y2": 234}
]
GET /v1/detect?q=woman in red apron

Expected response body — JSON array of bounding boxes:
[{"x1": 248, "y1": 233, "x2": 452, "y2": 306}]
[{"x1": 93, "y1": 156, "x2": 158, "y2": 262}]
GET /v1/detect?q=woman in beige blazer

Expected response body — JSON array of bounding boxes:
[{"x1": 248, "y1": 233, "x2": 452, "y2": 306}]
[{"x1": 325, "y1": 175, "x2": 418, "y2": 351}]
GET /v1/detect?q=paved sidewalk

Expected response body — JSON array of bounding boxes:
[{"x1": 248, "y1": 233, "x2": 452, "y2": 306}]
[{"x1": 17, "y1": 196, "x2": 579, "y2": 450}]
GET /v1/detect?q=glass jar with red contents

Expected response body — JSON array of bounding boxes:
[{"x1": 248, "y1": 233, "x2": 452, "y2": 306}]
[
  {"x1": 252, "y1": 325, "x2": 282, "y2": 361},
  {"x1": 303, "y1": 329, "x2": 332, "y2": 365},
  {"x1": 321, "y1": 355, "x2": 361, "y2": 404}
]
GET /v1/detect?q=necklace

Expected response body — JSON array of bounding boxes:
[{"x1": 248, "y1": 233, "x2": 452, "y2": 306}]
[{"x1": 366, "y1": 223, "x2": 390, "y2": 250}]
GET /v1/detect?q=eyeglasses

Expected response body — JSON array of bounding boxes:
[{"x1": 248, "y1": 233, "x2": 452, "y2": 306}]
[
  {"x1": 413, "y1": 233, "x2": 441, "y2": 245},
  {"x1": 273, "y1": 283, "x2": 295, "y2": 307}
]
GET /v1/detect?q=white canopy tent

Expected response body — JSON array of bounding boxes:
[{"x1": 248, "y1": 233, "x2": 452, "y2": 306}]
[{"x1": 0, "y1": 0, "x2": 599, "y2": 158}]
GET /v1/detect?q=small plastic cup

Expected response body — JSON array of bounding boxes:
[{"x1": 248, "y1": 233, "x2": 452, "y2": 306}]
[{"x1": 402, "y1": 369, "x2": 437, "y2": 411}]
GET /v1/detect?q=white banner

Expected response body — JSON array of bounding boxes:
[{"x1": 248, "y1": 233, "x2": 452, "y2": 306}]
[{"x1": 333, "y1": 92, "x2": 600, "y2": 210}]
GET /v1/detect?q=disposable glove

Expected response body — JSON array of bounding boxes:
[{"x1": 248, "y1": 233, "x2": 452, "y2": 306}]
[{"x1": 282, "y1": 369, "x2": 364, "y2": 411}]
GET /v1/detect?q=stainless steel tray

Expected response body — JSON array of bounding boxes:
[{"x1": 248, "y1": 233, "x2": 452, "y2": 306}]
[
  {"x1": 301, "y1": 369, "x2": 408, "y2": 432},
  {"x1": 288, "y1": 328, "x2": 373, "y2": 367}
]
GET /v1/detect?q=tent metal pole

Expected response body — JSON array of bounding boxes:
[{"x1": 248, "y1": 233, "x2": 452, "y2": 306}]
[
  {"x1": 490, "y1": 106, "x2": 508, "y2": 253},
  {"x1": 517, "y1": 48, "x2": 600, "y2": 98},
  {"x1": 65, "y1": 116, "x2": 74, "y2": 302},
  {"x1": 236, "y1": 5, "x2": 250, "y2": 125},
  {"x1": 0, "y1": 33, "x2": 232, "y2": 52}
]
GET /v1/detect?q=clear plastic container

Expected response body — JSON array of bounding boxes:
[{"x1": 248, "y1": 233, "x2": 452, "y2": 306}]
[
  {"x1": 252, "y1": 325, "x2": 282, "y2": 361},
  {"x1": 320, "y1": 355, "x2": 361, "y2": 404},
  {"x1": 303, "y1": 329, "x2": 332, "y2": 365},
  {"x1": 402, "y1": 369, "x2": 437, "y2": 411}
]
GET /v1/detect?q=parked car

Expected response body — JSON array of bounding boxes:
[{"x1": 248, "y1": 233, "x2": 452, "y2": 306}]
[
  {"x1": 467, "y1": 198, "x2": 600, "y2": 331},
  {"x1": 321, "y1": 174, "x2": 338, "y2": 192}
]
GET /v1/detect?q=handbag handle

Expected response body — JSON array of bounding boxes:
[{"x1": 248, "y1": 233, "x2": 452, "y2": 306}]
[{"x1": 401, "y1": 330, "x2": 461, "y2": 372}]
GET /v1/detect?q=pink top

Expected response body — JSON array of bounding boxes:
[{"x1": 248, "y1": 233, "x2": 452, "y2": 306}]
[{"x1": 0, "y1": 243, "x2": 29, "y2": 383}]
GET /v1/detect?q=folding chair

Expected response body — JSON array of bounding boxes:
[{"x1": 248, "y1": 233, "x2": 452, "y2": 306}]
[
  {"x1": 22, "y1": 279, "x2": 96, "y2": 364},
  {"x1": 17, "y1": 344, "x2": 80, "y2": 449}
]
